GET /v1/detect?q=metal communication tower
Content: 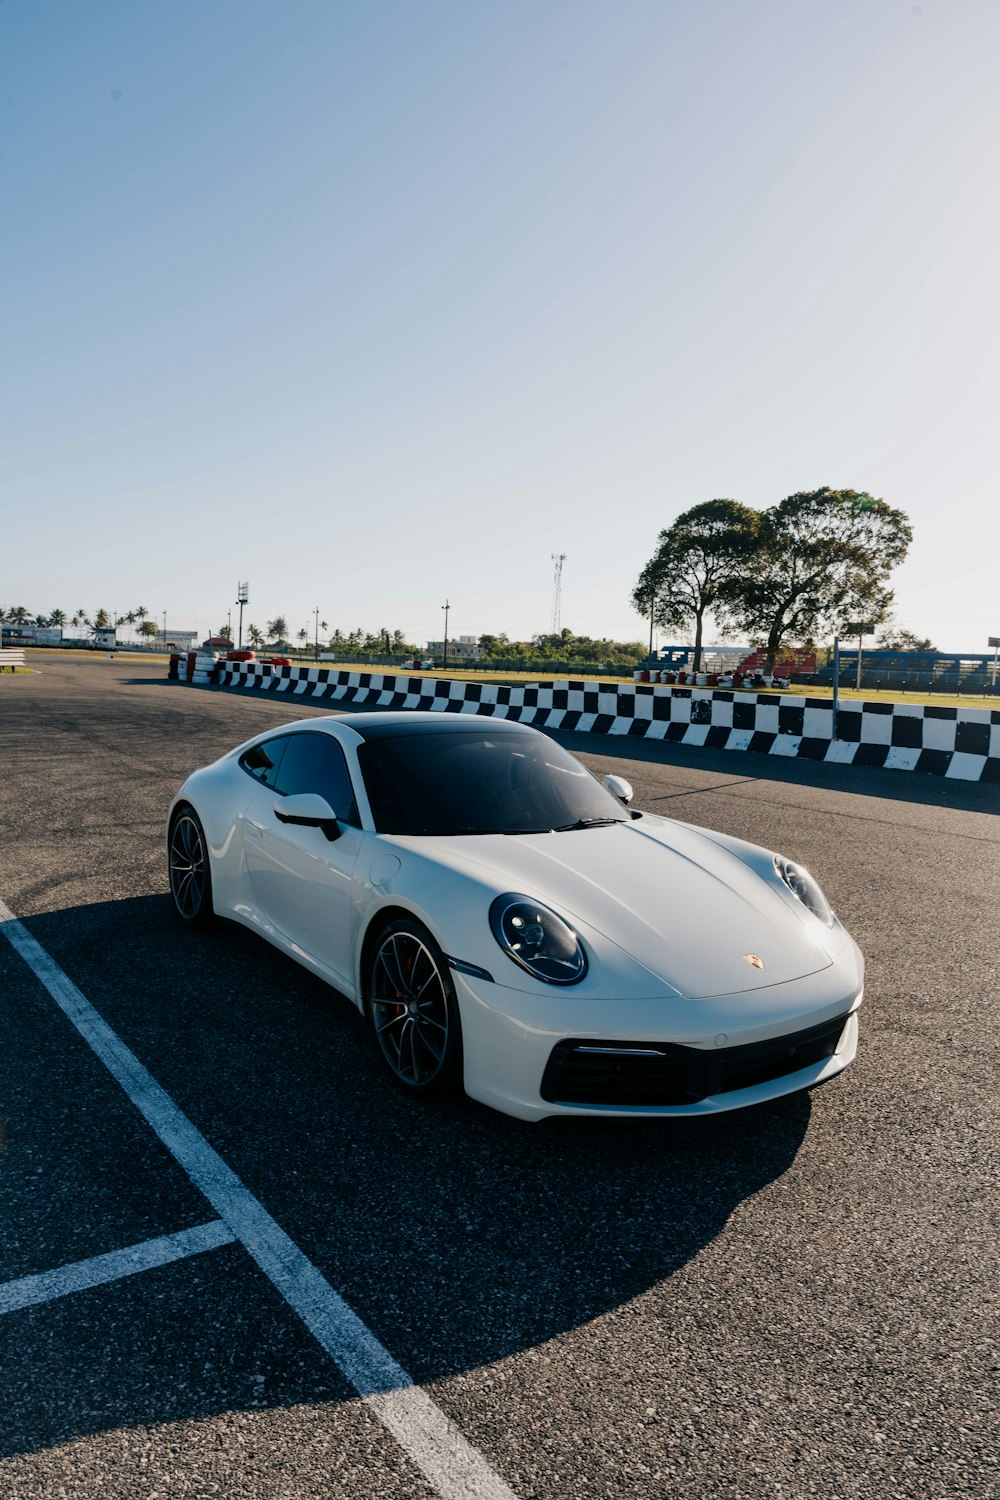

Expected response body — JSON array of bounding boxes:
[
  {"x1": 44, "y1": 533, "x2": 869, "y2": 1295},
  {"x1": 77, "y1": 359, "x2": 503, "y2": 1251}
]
[{"x1": 550, "y1": 553, "x2": 566, "y2": 634}]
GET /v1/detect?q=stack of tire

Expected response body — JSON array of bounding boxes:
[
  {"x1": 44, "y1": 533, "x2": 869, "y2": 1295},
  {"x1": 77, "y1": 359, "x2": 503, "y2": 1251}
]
[{"x1": 190, "y1": 651, "x2": 219, "y2": 685}]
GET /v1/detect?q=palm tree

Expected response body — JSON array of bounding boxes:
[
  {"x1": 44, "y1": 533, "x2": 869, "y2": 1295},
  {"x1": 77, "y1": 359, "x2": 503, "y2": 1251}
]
[
  {"x1": 8, "y1": 605, "x2": 31, "y2": 627},
  {"x1": 267, "y1": 616, "x2": 288, "y2": 647},
  {"x1": 247, "y1": 624, "x2": 264, "y2": 649},
  {"x1": 297, "y1": 627, "x2": 308, "y2": 653},
  {"x1": 48, "y1": 609, "x2": 66, "y2": 628}
]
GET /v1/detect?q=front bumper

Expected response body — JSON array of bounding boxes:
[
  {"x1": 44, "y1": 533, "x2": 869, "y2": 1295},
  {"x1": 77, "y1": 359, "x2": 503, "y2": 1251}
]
[{"x1": 453, "y1": 944, "x2": 863, "y2": 1121}]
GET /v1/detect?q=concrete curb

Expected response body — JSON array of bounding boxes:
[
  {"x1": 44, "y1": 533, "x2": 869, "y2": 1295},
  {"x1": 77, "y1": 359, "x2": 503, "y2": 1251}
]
[{"x1": 208, "y1": 662, "x2": 1000, "y2": 784}]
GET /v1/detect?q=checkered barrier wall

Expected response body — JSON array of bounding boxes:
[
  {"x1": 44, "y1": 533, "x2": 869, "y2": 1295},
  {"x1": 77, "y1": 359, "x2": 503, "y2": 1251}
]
[{"x1": 212, "y1": 663, "x2": 1000, "y2": 783}]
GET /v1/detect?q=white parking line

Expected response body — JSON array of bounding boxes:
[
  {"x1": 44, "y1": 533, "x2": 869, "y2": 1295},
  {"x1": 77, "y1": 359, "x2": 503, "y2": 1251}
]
[
  {"x1": 0, "y1": 899, "x2": 518, "y2": 1500},
  {"x1": 0, "y1": 1220, "x2": 236, "y2": 1316}
]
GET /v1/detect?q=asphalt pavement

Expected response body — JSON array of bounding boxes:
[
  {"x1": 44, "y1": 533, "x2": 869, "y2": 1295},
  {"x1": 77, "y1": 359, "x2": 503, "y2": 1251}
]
[{"x1": 0, "y1": 655, "x2": 996, "y2": 1499}]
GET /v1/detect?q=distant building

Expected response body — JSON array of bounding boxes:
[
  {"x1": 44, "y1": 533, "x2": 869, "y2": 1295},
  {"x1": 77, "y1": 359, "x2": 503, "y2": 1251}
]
[
  {"x1": 425, "y1": 634, "x2": 480, "y2": 660},
  {"x1": 155, "y1": 630, "x2": 199, "y2": 651}
]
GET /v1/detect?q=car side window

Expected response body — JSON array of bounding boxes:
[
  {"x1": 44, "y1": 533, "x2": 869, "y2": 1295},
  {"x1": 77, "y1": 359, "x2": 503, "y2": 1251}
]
[
  {"x1": 272, "y1": 732, "x2": 360, "y2": 826},
  {"x1": 239, "y1": 736, "x2": 289, "y2": 787}
]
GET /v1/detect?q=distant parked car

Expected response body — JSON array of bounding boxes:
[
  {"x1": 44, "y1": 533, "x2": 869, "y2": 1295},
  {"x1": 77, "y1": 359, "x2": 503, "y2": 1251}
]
[{"x1": 167, "y1": 713, "x2": 863, "y2": 1122}]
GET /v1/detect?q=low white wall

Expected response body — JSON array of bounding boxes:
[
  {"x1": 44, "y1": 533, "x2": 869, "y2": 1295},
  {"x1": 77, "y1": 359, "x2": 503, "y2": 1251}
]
[{"x1": 205, "y1": 663, "x2": 999, "y2": 784}]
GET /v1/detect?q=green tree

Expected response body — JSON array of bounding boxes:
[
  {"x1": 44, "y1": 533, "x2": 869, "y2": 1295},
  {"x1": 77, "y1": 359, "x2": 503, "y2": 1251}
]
[
  {"x1": 477, "y1": 633, "x2": 510, "y2": 658},
  {"x1": 266, "y1": 616, "x2": 288, "y2": 646},
  {"x1": 632, "y1": 500, "x2": 760, "y2": 671},
  {"x1": 137, "y1": 620, "x2": 159, "y2": 641},
  {"x1": 875, "y1": 620, "x2": 936, "y2": 652},
  {"x1": 247, "y1": 624, "x2": 265, "y2": 649},
  {"x1": 94, "y1": 608, "x2": 111, "y2": 630},
  {"x1": 7, "y1": 605, "x2": 31, "y2": 628},
  {"x1": 297, "y1": 627, "x2": 308, "y2": 651},
  {"x1": 727, "y1": 488, "x2": 913, "y2": 674}
]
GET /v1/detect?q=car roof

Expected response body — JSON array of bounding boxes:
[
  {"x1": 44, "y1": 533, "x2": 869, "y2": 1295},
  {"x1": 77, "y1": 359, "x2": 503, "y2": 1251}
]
[
  {"x1": 334, "y1": 711, "x2": 537, "y2": 741},
  {"x1": 242, "y1": 712, "x2": 541, "y2": 753}
]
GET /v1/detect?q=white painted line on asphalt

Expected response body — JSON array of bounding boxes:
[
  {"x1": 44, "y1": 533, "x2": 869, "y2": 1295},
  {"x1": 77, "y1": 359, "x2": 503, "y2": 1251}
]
[
  {"x1": 0, "y1": 1220, "x2": 236, "y2": 1316},
  {"x1": 0, "y1": 899, "x2": 518, "y2": 1500}
]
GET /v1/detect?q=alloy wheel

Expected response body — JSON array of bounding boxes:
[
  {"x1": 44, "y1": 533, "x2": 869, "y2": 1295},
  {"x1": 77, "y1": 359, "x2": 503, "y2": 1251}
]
[
  {"x1": 169, "y1": 812, "x2": 208, "y2": 922},
  {"x1": 369, "y1": 928, "x2": 451, "y2": 1088}
]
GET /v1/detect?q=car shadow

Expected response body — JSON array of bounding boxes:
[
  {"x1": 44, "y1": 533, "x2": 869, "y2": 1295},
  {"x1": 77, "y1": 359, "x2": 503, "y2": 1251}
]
[{"x1": 3, "y1": 895, "x2": 812, "y2": 1458}]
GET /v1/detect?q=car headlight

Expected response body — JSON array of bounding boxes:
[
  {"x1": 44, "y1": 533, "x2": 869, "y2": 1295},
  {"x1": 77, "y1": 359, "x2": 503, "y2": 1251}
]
[
  {"x1": 489, "y1": 894, "x2": 588, "y2": 985},
  {"x1": 773, "y1": 855, "x2": 835, "y2": 927}
]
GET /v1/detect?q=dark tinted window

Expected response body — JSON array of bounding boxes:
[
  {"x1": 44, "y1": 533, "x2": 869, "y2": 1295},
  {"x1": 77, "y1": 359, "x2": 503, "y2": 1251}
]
[
  {"x1": 272, "y1": 732, "x2": 359, "y2": 825},
  {"x1": 239, "y1": 736, "x2": 289, "y2": 787},
  {"x1": 357, "y1": 729, "x2": 628, "y2": 836}
]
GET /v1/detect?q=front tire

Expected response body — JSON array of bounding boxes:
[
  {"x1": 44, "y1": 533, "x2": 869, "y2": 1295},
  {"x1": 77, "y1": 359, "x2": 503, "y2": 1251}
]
[
  {"x1": 168, "y1": 806, "x2": 214, "y2": 926},
  {"x1": 365, "y1": 918, "x2": 462, "y2": 1096}
]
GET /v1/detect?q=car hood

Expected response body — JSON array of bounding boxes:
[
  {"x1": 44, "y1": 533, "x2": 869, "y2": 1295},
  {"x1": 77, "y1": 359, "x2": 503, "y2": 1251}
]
[{"x1": 391, "y1": 817, "x2": 834, "y2": 999}]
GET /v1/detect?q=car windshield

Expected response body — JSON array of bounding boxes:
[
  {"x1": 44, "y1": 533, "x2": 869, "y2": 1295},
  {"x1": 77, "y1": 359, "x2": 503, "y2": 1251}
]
[{"x1": 357, "y1": 729, "x2": 631, "y2": 836}]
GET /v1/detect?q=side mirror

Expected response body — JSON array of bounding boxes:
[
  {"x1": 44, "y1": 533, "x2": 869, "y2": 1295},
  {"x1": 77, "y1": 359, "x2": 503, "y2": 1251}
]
[
  {"x1": 601, "y1": 774, "x2": 634, "y2": 805},
  {"x1": 274, "y1": 792, "x2": 341, "y2": 841}
]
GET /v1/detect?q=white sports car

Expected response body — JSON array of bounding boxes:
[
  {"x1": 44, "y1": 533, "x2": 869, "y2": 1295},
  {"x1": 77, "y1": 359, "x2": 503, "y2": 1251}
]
[{"x1": 167, "y1": 712, "x2": 863, "y2": 1122}]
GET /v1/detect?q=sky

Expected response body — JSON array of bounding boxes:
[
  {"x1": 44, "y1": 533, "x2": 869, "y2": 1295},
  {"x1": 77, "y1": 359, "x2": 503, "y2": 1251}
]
[{"x1": 3, "y1": 0, "x2": 999, "y2": 652}]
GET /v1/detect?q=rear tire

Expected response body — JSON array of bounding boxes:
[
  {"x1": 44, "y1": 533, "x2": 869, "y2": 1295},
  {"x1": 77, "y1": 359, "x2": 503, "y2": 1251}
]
[
  {"x1": 168, "y1": 806, "x2": 214, "y2": 926},
  {"x1": 364, "y1": 918, "x2": 462, "y2": 1097}
]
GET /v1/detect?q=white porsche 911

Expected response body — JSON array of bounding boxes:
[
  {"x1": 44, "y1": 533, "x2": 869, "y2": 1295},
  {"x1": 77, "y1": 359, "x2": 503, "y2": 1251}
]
[{"x1": 167, "y1": 712, "x2": 863, "y2": 1122}]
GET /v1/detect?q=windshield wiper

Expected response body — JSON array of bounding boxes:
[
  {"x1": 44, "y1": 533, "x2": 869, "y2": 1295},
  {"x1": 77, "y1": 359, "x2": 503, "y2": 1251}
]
[
  {"x1": 552, "y1": 817, "x2": 626, "y2": 832},
  {"x1": 444, "y1": 827, "x2": 545, "y2": 836}
]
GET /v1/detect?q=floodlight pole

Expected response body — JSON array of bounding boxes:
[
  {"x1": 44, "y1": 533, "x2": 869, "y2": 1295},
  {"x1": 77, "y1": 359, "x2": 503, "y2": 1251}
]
[
  {"x1": 314, "y1": 607, "x2": 319, "y2": 662},
  {"x1": 832, "y1": 636, "x2": 840, "y2": 740},
  {"x1": 442, "y1": 600, "x2": 450, "y2": 669},
  {"x1": 989, "y1": 635, "x2": 999, "y2": 688},
  {"x1": 236, "y1": 582, "x2": 249, "y2": 651}
]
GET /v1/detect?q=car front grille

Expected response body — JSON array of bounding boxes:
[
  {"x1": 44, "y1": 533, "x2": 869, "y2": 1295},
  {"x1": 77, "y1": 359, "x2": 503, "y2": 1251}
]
[{"x1": 539, "y1": 1013, "x2": 850, "y2": 1107}]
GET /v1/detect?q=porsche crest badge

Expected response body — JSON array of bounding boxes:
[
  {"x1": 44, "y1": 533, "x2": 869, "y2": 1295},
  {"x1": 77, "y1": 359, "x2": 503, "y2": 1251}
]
[{"x1": 744, "y1": 953, "x2": 765, "y2": 970}]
